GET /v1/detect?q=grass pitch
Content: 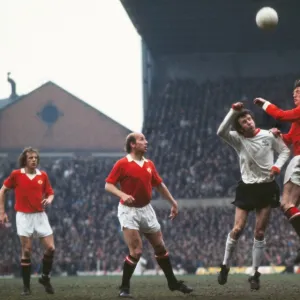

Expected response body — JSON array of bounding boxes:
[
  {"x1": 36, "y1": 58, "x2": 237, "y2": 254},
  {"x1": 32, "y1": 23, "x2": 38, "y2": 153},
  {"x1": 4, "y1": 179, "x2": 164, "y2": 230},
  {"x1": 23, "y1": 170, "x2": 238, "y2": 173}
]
[{"x1": 1, "y1": 274, "x2": 300, "y2": 300}]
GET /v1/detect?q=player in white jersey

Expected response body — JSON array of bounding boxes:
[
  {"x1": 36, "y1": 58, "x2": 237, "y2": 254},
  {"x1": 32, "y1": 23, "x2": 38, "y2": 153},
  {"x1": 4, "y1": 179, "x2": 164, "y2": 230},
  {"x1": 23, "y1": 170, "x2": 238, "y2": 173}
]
[{"x1": 216, "y1": 102, "x2": 290, "y2": 290}]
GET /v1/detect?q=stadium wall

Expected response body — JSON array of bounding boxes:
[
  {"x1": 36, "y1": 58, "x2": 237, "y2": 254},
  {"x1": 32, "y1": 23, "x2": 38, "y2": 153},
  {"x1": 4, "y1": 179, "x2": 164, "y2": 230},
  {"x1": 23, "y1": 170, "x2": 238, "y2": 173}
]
[{"x1": 155, "y1": 50, "x2": 300, "y2": 85}]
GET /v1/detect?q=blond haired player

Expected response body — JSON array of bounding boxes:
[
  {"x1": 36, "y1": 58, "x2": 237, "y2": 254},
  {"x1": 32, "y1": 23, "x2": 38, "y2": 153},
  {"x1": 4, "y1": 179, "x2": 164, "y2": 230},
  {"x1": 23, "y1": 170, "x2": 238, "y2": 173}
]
[{"x1": 0, "y1": 147, "x2": 55, "y2": 295}]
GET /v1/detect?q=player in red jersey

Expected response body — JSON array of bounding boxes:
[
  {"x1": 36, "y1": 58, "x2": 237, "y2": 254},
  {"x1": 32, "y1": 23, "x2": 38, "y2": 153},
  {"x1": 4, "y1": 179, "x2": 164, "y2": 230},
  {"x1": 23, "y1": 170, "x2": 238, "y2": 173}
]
[
  {"x1": 254, "y1": 79, "x2": 300, "y2": 254},
  {"x1": 0, "y1": 147, "x2": 55, "y2": 295},
  {"x1": 105, "y1": 133, "x2": 193, "y2": 298}
]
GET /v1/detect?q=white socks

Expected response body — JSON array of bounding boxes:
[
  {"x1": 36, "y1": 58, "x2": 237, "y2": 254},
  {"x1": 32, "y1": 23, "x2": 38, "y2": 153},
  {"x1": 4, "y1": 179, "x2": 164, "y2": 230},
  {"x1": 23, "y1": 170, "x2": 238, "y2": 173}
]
[
  {"x1": 222, "y1": 233, "x2": 266, "y2": 273},
  {"x1": 222, "y1": 233, "x2": 237, "y2": 267},
  {"x1": 251, "y1": 238, "x2": 265, "y2": 276}
]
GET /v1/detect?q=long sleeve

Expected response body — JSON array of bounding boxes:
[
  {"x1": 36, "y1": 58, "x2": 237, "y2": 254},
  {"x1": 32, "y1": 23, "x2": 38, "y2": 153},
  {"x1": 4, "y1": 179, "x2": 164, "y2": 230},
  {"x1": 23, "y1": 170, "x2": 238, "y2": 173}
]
[
  {"x1": 217, "y1": 108, "x2": 240, "y2": 148},
  {"x1": 263, "y1": 102, "x2": 300, "y2": 122},
  {"x1": 282, "y1": 132, "x2": 292, "y2": 146},
  {"x1": 271, "y1": 136, "x2": 290, "y2": 171}
]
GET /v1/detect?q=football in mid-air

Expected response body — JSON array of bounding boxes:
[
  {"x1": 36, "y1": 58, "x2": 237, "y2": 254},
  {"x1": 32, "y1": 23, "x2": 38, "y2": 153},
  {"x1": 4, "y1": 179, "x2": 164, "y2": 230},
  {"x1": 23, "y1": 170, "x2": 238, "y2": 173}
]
[{"x1": 256, "y1": 7, "x2": 278, "y2": 30}]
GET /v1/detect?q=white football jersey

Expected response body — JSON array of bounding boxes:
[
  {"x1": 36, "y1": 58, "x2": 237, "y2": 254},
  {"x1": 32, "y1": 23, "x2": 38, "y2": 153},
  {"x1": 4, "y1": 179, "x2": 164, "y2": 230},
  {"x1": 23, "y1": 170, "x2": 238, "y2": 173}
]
[{"x1": 217, "y1": 109, "x2": 290, "y2": 184}]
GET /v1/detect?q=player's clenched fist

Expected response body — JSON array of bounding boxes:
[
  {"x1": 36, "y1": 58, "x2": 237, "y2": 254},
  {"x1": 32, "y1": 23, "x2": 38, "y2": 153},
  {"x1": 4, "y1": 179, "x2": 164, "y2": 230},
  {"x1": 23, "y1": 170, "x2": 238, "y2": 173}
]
[
  {"x1": 0, "y1": 212, "x2": 8, "y2": 224},
  {"x1": 122, "y1": 194, "x2": 135, "y2": 205},
  {"x1": 232, "y1": 102, "x2": 244, "y2": 111},
  {"x1": 269, "y1": 128, "x2": 281, "y2": 138},
  {"x1": 253, "y1": 97, "x2": 267, "y2": 107}
]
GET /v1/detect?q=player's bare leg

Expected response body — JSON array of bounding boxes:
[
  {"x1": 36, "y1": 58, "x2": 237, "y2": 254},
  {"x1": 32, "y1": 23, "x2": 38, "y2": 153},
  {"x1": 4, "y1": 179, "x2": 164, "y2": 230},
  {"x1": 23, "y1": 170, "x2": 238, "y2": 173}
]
[
  {"x1": 248, "y1": 206, "x2": 271, "y2": 290},
  {"x1": 218, "y1": 207, "x2": 248, "y2": 285},
  {"x1": 38, "y1": 234, "x2": 55, "y2": 294},
  {"x1": 281, "y1": 182, "x2": 300, "y2": 263},
  {"x1": 20, "y1": 236, "x2": 33, "y2": 295},
  {"x1": 119, "y1": 228, "x2": 143, "y2": 298},
  {"x1": 281, "y1": 182, "x2": 300, "y2": 236},
  {"x1": 144, "y1": 231, "x2": 193, "y2": 294}
]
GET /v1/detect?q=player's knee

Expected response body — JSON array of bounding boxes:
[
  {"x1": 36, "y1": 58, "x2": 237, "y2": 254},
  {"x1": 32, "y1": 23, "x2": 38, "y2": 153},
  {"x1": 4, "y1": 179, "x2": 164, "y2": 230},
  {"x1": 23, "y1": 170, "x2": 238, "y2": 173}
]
[
  {"x1": 45, "y1": 245, "x2": 55, "y2": 255},
  {"x1": 254, "y1": 229, "x2": 265, "y2": 240},
  {"x1": 280, "y1": 202, "x2": 293, "y2": 213},
  {"x1": 130, "y1": 249, "x2": 142, "y2": 259},
  {"x1": 153, "y1": 243, "x2": 167, "y2": 255},
  {"x1": 23, "y1": 248, "x2": 32, "y2": 259},
  {"x1": 231, "y1": 226, "x2": 243, "y2": 239}
]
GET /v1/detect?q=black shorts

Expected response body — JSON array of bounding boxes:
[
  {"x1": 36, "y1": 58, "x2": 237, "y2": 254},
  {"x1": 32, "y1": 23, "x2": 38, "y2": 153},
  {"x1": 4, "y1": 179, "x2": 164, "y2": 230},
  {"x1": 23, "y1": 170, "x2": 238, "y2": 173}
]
[{"x1": 232, "y1": 180, "x2": 280, "y2": 211}]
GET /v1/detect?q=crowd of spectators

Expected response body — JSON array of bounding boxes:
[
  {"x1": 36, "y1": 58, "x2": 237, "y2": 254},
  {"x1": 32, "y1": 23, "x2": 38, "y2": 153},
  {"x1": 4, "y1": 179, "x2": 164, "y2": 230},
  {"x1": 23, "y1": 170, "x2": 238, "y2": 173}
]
[{"x1": 1, "y1": 74, "x2": 300, "y2": 275}]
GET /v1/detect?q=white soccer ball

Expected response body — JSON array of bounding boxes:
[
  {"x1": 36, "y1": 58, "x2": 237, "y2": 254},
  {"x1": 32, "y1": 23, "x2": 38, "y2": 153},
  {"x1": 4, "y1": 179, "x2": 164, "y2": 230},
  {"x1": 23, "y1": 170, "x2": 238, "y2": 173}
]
[{"x1": 256, "y1": 7, "x2": 278, "y2": 30}]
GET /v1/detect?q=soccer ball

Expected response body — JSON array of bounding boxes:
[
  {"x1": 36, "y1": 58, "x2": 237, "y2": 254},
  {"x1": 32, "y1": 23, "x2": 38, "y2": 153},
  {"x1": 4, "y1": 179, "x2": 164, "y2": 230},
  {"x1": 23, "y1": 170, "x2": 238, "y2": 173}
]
[{"x1": 255, "y1": 7, "x2": 278, "y2": 30}]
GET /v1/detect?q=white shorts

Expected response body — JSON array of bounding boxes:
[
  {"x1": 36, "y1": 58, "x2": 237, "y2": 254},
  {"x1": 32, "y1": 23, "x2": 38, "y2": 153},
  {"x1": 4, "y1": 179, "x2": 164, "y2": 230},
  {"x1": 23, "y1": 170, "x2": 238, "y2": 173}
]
[
  {"x1": 117, "y1": 203, "x2": 161, "y2": 233},
  {"x1": 284, "y1": 155, "x2": 300, "y2": 186},
  {"x1": 16, "y1": 212, "x2": 53, "y2": 238}
]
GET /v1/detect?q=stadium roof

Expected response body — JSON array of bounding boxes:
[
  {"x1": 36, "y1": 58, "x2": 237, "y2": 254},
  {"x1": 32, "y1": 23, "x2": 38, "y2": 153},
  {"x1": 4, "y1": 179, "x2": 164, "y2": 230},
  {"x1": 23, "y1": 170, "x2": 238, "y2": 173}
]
[
  {"x1": 120, "y1": 0, "x2": 300, "y2": 56},
  {"x1": 0, "y1": 98, "x2": 11, "y2": 109}
]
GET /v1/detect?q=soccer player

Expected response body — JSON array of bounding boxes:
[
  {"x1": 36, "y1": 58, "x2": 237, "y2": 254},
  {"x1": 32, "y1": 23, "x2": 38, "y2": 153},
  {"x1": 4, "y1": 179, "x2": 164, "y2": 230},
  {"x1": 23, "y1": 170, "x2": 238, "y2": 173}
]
[
  {"x1": 217, "y1": 102, "x2": 290, "y2": 290},
  {"x1": 254, "y1": 79, "x2": 300, "y2": 262},
  {"x1": 105, "y1": 133, "x2": 193, "y2": 298},
  {"x1": 0, "y1": 147, "x2": 55, "y2": 295}
]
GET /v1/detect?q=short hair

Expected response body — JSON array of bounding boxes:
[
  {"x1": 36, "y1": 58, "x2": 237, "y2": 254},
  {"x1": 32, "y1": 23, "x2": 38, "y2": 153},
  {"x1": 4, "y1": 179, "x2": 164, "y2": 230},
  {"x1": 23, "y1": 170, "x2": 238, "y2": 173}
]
[
  {"x1": 233, "y1": 109, "x2": 255, "y2": 134},
  {"x1": 18, "y1": 147, "x2": 40, "y2": 168},
  {"x1": 294, "y1": 79, "x2": 300, "y2": 90},
  {"x1": 125, "y1": 133, "x2": 136, "y2": 153}
]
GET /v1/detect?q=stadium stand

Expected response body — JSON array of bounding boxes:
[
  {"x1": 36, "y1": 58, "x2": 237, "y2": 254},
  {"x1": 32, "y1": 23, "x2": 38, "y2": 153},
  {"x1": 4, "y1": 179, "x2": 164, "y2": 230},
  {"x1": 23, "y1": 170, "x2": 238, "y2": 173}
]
[{"x1": 1, "y1": 74, "x2": 300, "y2": 275}]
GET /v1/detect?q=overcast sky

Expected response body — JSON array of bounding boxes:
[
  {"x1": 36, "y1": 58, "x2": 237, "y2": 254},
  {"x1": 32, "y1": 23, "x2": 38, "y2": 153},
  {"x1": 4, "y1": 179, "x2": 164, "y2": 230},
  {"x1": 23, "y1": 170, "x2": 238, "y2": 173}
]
[{"x1": 0, "y1": 0, "x2": 143, "y2": 131}]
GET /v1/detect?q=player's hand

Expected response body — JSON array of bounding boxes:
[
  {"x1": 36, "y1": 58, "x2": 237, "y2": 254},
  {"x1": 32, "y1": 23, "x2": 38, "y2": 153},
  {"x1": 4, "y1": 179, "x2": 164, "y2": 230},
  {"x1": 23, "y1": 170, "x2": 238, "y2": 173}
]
[
  {"x1": 270, "y1": 167, "x2": 280, "y2": 178},
  {"x1": 269, "y1": 128, "x2": 281, "y2": 138},
  {"x1": 42, "y1": 198, "x2": 53, "y2": 207},
  {"x1": 122, "y1": 194, "x2": 135, "y2": 205},
  {"x1": 169, "y1": 201, "x2": 178, "y2": 220},
  {"x1": 254, "y1": 97, "x2": 267, "y2": 107},
  {"x1": 0, "y1": 212, "x2": 8, "y2": 224},
  {"x1": 232, "y1": 102, "x2": 244, "y2": 111}
]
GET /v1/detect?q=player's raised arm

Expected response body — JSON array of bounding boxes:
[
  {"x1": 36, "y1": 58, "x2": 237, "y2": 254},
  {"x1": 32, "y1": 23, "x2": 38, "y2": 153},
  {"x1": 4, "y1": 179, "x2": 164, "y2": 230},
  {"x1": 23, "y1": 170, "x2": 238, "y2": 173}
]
[
  {"x1": 254, "y1": 98, "x2": 300, "y2": 122},
  {"x1": 254, "y1": 81, "x2": 300, "y2": 122},
  {"x1": 0, "y1": 185, "x2": 10, "y2": 224},
  {"x1": 217, "y1": 102, "x2": 243, "y2": 146}
]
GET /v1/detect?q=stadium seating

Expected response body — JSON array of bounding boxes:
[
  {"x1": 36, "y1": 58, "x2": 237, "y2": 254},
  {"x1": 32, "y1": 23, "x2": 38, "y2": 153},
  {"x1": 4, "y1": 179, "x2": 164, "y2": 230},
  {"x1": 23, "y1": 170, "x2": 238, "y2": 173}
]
[{"x1": 1, "y1": 73, "x2": 299, "y2": 275}]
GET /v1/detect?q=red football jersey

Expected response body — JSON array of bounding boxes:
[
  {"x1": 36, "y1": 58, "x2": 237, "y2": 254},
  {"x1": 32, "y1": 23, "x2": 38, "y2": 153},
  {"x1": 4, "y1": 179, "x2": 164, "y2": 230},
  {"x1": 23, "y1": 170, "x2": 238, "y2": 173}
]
[
  {"x1": 264, "y1": 103, "x2": 300, "y2": 155},
  {"x1": 105, "y1": 155, "x2": 163, "y2": 207},
  {"x1": 3, "y1": 168, "x2": 54, "y2": 213}
]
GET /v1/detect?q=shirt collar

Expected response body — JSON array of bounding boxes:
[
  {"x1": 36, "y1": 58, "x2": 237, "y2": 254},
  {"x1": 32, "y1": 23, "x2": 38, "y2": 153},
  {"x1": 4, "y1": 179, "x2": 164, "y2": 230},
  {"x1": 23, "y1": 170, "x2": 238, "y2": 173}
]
[
  {"x1": 21, "y1": 168, "x2": 41, "y2": 175},
  {"x1": 126, "y1": 154, "x2": 148, "y2": 162}
]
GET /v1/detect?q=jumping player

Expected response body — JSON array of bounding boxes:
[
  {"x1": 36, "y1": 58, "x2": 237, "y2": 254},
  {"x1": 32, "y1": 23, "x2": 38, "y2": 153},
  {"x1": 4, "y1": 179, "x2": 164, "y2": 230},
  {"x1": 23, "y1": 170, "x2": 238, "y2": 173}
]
[
  {"x1": 105, "y1": 133, "x2": 193, "y2": 298},
  {"x1": 254, "y1": 79, "x2": 300, "y2": 262},
  {"x1": 0, "y1": 147, "x2": 55, "y2": 295},
  {"x1": 217, "y1": 102, "x2": 290, "y2": 290}
]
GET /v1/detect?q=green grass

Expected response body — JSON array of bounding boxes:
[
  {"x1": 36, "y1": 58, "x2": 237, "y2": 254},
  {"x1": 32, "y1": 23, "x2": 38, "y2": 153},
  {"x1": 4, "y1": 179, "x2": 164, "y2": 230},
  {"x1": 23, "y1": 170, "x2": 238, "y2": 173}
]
[{"x1": 0, "y1": 274, "x2": 299, "y2": 300}]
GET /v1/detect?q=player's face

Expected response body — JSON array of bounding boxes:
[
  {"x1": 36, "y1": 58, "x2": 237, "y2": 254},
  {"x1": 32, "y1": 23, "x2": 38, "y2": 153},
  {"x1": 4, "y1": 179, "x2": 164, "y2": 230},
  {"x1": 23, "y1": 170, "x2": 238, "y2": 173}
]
[
  {"x1": 26, "y1": 152, "x2": 38, "y2": 169},
  {"x1": 293, "y1": 87, "x2": 300, "y2": 106},
  {"x1": 238, "y1": 114, "x2": 256, "y2": 135},
  {"x1": 132, "y1": 134, "x2": 148, "y2": 153}
]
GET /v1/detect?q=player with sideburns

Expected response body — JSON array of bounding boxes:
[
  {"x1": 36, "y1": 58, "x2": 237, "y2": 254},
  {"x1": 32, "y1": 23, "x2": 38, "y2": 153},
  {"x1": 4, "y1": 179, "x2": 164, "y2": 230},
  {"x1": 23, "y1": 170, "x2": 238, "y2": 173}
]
[
  {"x1": 217, "y1": 102, "x2": 290, "y2": 290},
  {"x1": 0, "y1": 147, "x2": 55, "y2": 295},
  {"x1": 105, "y1": 132, "x2": 193, "y2": 298}
]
